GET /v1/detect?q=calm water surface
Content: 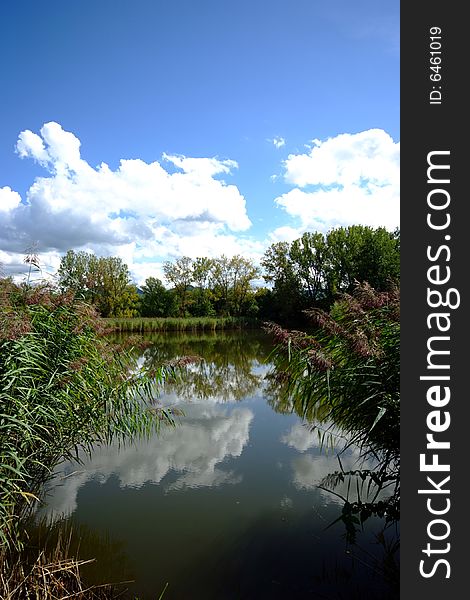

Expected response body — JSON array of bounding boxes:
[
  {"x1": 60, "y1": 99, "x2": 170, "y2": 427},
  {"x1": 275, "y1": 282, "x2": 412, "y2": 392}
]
[{"x1": 39, "y1": 330, "x2": 398, "y2": 599}]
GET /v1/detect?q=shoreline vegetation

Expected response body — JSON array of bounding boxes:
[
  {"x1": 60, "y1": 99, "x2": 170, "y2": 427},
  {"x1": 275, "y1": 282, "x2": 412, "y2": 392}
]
[
  {"x1": 56, "y1": 226, "x2": 400, "y2": 327},
  {"x1": 266, "y1": 282, "x2": 400, "y2": 556},
  {"x1": 1, "y1": 527, "x2": 120, "y2": 599},
  {"x1": 105, "y1": 315, "x2": 258, "y2": 333},
  {"x1": 0, "y1": 280, "x2": 174, "y2": 598}
]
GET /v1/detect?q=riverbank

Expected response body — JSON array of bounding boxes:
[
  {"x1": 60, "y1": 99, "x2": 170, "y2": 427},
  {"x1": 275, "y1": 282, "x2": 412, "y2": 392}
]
[{"x1": 105, "y1": 315, "x2": 259, "y2": 333}]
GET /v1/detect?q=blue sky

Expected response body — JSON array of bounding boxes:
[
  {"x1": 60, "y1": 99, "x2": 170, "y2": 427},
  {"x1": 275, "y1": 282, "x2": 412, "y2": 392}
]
[{"x1": 0, "y1": 0, "x2": 399, "y2": 284}]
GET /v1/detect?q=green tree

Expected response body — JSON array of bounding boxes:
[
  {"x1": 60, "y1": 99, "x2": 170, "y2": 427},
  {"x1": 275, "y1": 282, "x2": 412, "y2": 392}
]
[
  {"x1": 210, "y1": 255, "x2": 231, "y2": 315},
  {"x1": 163, "y1": 256, "x2": 193, "y2": 316},
  {"x1": 289, "y1": 232, "x2": 330, "y2": 305},
  {"x1": 229, "y1": 255, "x2": 260, "y2": 316},
  {"x1": 57, "y1": 250, "x2": 94, "y2": 300},
  {"x1": 191, "y1": 257, "x2": 215, "y2": 316},
  {"x1": 97, "y1": 256, "x2": 136, "y2": 317},
  {"x1": 140, "y1": 277, "x2": 176, "y2": 317},
  {"x1": 261, "y1": 241, "x2": 304, "y2": 323},
  {"x1": 326, "y1": 226, "x2": 400, "y2": 295},
  {"x1": 251, "y1": 286, "x2": 276, "y2": 320},
  {"x1": 262, "y1": 227, "x2": 401, "y2": 323},
  {"x1": 211, "y1": 255, "x2": 259, "y2": 316},
  {"x1": 57, "y1": 251, "x2": 138, "y2": 317}
]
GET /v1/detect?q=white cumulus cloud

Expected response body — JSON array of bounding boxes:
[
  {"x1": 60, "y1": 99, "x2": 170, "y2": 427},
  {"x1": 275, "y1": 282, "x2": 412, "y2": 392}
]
[
  {"x1": 268, "y1": 225, "x2": 304, "y2": 244},
  {"x1": 0, "y1": 187, "x2": 21, "y2": 212},
  {"x1": 1, "y1": 122, "x2": 254, "y2": 283},
  {"x1": 275, "y1": 129, "x2": 399, "y2": 233}
]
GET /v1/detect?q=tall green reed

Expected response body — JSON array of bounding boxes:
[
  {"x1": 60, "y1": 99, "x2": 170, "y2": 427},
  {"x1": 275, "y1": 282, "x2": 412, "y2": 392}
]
[
  {"x1": 104, "y1": 315, "x2": 257, "y2": 333},
  {"x1": 265, "y1": 282, "x2": 400, "y2": 538},
  {"x1": 0, "y1": 284, "x2": 173, "y2": 552}
]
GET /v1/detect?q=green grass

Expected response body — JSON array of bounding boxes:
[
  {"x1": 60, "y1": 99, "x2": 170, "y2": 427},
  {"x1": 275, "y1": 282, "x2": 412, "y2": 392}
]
[{"x1": 104, "y1": 315, "x2": 258, "y2": 333}]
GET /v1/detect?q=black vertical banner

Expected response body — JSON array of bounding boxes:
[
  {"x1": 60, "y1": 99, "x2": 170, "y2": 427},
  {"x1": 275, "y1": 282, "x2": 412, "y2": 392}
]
[{"x1": 401, "y1": 4, "x2": 466, "y2": 599}]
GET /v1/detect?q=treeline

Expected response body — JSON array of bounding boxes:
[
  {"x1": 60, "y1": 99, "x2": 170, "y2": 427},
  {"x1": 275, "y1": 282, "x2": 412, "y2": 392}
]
[
  {"x1": 56, "y1": 225, "x2": 400, "y2": 324},
  {"x1": 261, "y1": 225, "x2": 400, "y2": 322}
]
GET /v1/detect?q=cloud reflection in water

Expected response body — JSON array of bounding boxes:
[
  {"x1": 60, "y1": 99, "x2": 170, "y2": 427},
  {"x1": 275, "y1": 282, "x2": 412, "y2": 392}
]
[{"x1": 40, "y1": 403, "x2": 253, "y2": 522}]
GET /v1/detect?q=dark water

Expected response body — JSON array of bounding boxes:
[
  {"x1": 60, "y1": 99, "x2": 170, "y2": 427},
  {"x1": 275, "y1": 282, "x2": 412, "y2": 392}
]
[{"x1": 38, "y1": 330, "x2": 399, "y2": 599}]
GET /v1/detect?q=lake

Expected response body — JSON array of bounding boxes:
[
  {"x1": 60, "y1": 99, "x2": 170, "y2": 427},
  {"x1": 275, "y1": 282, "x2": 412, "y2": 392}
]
[{"x1": 37, "y1": 330, "x2": 399, "y2": 599}]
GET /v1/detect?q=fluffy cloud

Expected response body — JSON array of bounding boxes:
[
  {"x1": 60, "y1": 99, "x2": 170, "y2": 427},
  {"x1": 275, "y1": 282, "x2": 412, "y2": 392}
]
[
  {"x1": 0, "y1": 187, "x2": 22, "y2": 212},
  {"x1": 2, "y1": 124, "x2": 401, "y2": 284},
  {"x1": 1, "y1": 122, "x2": 254, "y2": 283},
  {"x1": 267, "y1": 225, "x2": 304, "y2": 244},
  {"x1": 275, "y1": 129, "x2": 399, "y2": 232}
]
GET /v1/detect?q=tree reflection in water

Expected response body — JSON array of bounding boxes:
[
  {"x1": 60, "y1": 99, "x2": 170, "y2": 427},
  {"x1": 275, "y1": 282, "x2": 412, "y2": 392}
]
[{"x1": 130, "y1": 331, "x2": 271, "y2": 403}]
